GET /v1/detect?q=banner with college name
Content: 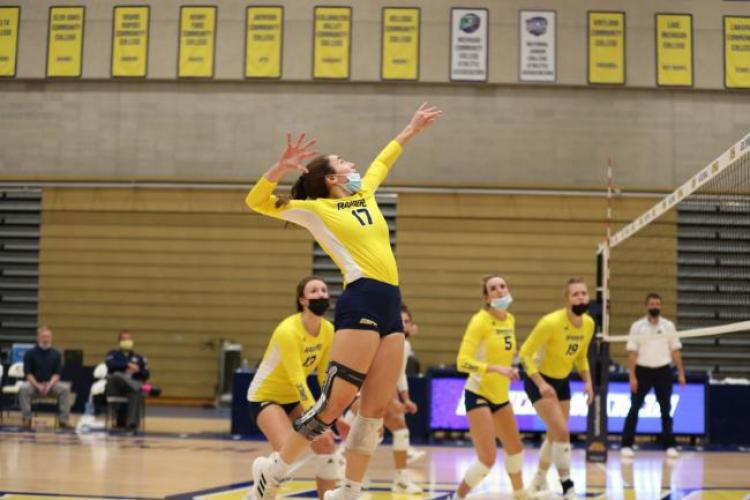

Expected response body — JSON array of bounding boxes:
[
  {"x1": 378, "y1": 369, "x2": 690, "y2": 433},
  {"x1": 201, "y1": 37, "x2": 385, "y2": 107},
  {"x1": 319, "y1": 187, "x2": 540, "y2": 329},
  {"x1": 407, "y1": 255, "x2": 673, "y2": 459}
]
[
  {"x1": 381, "y1": 7, "x2": 419, "y2": 81},
  {"x1": 725, "y1": 16, "x2": 750, "y2": 89},
  {"x1": 245, "y1": 6, "x2": 283, "y2": 78},
  {"x1": 313, "y1": 6, "x2": 351, "y2": 79},
  {"x1": 656, "y1": 14, "x2": 692, "y2": 87},
  {"x1": 112, "y1": 6, "x2": 149, "y2": 78},
  {"x1": 519, "y1": 10, "x2": 556, "y2": 83},
  {"x1": 0, "y1": 7, "x2": 20, "y2": 77},
  {"x1": 450, "y1": 8, "x2": 488, "y2": 82},
  {"x1": 588, "y1": 11, "x2": 625, "y2": 85},
  {"x1": 178, "y1": 6, "x2": 216, "y2": 78},
  {"x1": 47, "y1": 6, "x2": 85, "y2": 77}
]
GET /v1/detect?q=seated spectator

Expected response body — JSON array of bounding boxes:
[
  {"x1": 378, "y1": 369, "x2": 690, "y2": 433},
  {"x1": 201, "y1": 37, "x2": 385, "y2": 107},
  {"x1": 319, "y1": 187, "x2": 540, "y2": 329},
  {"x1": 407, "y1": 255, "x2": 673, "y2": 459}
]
[
  {"x1": 19, "y1": 326, "x2": 72, "y2": 430},
  {"x1": 105, "y1": 330, "x2": 159, "y2": 430}
]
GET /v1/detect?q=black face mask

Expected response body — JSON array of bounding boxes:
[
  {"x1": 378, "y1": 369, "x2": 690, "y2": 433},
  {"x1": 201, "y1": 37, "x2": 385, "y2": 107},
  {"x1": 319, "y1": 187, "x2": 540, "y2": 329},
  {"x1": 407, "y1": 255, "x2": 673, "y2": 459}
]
[
  {"x1": 648, "y1": 308, "x2": 661, "y2": 318},
  {"x1": 307, "y1": 298, "x2": 330, "y2": 317},
  {"x1": 571, "y1": 302, "x2": 590, "y2": 316}
]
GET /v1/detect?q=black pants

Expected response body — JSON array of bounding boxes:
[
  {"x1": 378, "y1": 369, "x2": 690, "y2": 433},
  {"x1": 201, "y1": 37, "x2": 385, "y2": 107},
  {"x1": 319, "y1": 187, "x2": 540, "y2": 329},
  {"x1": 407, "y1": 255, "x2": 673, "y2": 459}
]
[
  {"x1": 106, "y1": 372, "x2": 144, "y2": 428},
  {"x1": 621, "y1": 364, "x2": 675, "y2": 448}
]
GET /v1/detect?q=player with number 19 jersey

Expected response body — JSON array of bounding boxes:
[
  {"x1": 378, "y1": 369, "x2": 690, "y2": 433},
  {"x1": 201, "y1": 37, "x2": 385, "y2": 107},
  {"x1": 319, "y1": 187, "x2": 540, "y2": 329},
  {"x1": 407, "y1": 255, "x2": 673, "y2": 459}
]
[
  {"x1": 246, "y1": 141, "x2": 402, "y2": 287},
  {"x1": 519, "y1": 308, "x2": 595, "y2": 379},
  {"x1": 248, "y1": 313, "x2": 334, "y2": 410}
]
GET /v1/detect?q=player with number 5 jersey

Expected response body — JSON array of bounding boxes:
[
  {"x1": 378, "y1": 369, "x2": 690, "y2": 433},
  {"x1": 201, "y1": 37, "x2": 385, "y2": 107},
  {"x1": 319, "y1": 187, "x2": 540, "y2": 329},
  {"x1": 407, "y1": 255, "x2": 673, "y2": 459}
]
[
  {"x1": 452, "y1": 275, "x2": 530, "y2": 500},
  {"x1": 245, "y1": 103, "x2": 441, "y2": 500}
]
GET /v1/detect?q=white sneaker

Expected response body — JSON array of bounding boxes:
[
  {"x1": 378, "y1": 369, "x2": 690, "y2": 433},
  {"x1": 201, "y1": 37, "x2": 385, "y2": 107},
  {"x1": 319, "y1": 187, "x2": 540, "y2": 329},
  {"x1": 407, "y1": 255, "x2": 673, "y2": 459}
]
[
  {"x1": 391, "y1": 475, "x2": 423, "y2": 494},
  {"x1": 247, "y1": 456, "x2": 282, "y2": 499},
  {"x1": 562, "y1": 487, "x2": 577, "y2": 499},
  {"x1": 323, "y1": 486, "x2": 360, "y2": 500},
  {"x1": 527, "y1": 471, "x2": 549, "y2": 493},
  {"x1": 620, "y1": 446, "x2": 635, "y2": 458},
  {"x1": 666, "y1": 447, "x2": 679, "y2": 459},
  {"x1": 406, "y1": 446, "x2": 426, "y2": 464}
]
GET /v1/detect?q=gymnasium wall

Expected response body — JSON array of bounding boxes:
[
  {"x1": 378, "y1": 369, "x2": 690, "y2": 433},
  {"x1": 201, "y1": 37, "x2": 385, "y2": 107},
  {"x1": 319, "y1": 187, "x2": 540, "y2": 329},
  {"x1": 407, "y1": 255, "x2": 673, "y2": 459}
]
[
  {"x1": 0, "y1": 0, "x2": 748, "y2": 189},
  {"x1": 37, "y1": 186, "x2": 674, "y2": 397}
]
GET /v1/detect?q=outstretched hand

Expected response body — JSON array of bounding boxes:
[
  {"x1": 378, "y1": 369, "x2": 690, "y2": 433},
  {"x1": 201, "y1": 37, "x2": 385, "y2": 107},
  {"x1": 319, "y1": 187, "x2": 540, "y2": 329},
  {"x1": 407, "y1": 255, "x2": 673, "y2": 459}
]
[
  {"x1": 407, "y1": 103, "x2": 442, "y2": 135},
  {"x1": 277, "y1": 133, "x2": 318, "y2": 173}
]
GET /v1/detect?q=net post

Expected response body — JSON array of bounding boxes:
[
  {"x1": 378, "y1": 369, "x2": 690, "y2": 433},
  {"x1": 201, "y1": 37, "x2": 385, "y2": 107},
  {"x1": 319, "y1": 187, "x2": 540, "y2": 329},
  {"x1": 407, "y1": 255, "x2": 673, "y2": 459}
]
[{"x1": 586, "y1": 244, "x2": 610, "y2": 463}]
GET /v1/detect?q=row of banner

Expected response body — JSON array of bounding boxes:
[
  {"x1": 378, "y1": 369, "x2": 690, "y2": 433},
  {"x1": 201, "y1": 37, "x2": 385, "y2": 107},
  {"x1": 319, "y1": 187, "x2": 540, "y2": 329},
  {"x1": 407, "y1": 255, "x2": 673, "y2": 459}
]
[{"x1": 0, "y1": 6, "x2": 749, "y2": 88}]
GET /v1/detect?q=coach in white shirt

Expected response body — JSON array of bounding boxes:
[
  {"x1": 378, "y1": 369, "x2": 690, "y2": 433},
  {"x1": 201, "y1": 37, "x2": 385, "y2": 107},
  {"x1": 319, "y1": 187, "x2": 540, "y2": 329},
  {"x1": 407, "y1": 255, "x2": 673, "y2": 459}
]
[{"x1": 620, "y1": 293, "x2": 686, "y2": 459}]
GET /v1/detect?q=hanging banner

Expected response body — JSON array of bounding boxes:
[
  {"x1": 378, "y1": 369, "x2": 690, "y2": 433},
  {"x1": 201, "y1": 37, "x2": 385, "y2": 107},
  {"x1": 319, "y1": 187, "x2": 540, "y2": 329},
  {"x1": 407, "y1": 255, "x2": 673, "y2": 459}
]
[
  {"x1": 112, "y1": 6, "x2": 149, "y2": 78},
  {"x1": 588, "y1": 11, "x2": 625, "y2": 85},
  {"x1": 178, "y1": 6, "x2": 216, "y2": 78},
  {"x1": 519, "y1": 10, "x2": 556, "y2": 83},
  {"x1": 725, "y1": 16, "x2": 750, "y2": 89},
  {"x1": 0, "y1": 7, "x2": 20, "y2": 77},
  {"x1": 381, "y1": 7, "x2": 419, "y2": 81},
  {"x1": 47, "y1": 6, "x2": 85, "y2": 78},
  {"x1": 450, "y1": 8, "x2": 488, "y2": 82},
  {"x1": 656, "y1": 14, "x2": 692, "y2": 87},
  {"x1": 245, "y1": 6, "x2": 283, "y2": 78},
  {"x1": 313, "y1": 6, "x2": 351, "y2": 79}
]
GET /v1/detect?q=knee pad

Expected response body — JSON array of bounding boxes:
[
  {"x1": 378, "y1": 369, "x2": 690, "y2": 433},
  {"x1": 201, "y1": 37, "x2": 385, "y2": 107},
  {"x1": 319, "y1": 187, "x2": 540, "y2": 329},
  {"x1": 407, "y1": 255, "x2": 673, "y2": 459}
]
[
  {"x1": 463, "y1": 460, "x2": 491, "y2": 488},
  {"x1": 505, "y1": 451, "x2": 523, "y2": 475},
  {"x1": 345, "y1": 414, "x2": 383, "y2": 455},
  {"x1": 551, "y1": 442, "x2": 571, "y2": 472},
  {"x1": 314, "y1": 454, "x2": 340, "y2": 481},
  {"x1": 392, "y1": 428, "x2": 409, "y2": 451},
  {"x1": 539, "y1": 439, "x2": 553, "y2": 464},
  {"x1": 294, "y1": 362, "x2": 366, "y2": 441}
]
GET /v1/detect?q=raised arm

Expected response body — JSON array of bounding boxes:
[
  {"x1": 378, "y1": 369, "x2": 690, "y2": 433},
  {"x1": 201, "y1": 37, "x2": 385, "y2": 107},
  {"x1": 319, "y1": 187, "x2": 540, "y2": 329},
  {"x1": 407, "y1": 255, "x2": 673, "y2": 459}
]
[
  {"x1": 362, "y1": 103, "x2": 442, "y2": 193},
  {"x1": 245, "y1": 133, "x2": 318, "y2": 217}
]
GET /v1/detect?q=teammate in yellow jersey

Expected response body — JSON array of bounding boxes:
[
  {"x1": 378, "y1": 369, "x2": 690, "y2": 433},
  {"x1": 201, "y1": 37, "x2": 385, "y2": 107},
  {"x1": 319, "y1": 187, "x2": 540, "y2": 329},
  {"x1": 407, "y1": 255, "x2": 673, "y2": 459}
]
[
  {"x1": 248, "y1": 276, "x2": 346, "y2": 499},
  {"x1": 451, "y1": 275, "x2": 530, "y2": 500},
  {"x1": 246, "y1": 103, "x2": 441, "y2": 500},
  {"x1": 519, "y1": 277, "x2": 595, "y2": 500}
]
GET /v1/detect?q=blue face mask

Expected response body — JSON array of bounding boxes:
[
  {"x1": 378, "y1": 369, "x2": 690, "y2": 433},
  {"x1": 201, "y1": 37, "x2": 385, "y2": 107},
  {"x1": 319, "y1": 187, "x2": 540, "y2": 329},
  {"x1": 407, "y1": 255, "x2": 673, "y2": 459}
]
[
  {"x1": 490, "y1": 295, "x2": 513, "y2": 311},
  {"x1": 343, "y1": 172, "x2": 362, "y2": 193}
]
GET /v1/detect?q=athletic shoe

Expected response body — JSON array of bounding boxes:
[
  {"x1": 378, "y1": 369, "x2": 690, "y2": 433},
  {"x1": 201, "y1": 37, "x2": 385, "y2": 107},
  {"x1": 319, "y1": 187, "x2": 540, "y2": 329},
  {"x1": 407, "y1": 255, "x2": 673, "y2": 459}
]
[
  {"x1": 247, "y1": 456, "x2": 281, "y2": 499},
  {"x1": 666, "y1": 447, "x2": 679, "y2": 459},
  {"x1": 323, "y1": 486, "x2": 360, "y2": 500},
  {"x1": 527, "y1": 470, "x2": 549, "y2": 493},
  {"x1": 620, "y1": 446, "x2": 635, "y2": 458},
  {"x1": 406, "y1": 446, "x2": 426, "y2": 464},
  {"x1": 391, "y1": 475, "x2": 423, "y2": 494}
]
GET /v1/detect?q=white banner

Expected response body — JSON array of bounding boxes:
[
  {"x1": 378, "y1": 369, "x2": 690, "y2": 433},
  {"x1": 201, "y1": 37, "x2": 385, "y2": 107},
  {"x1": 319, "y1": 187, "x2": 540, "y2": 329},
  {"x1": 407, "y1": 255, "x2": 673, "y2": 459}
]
[
  {"x1": 450, "y1": 8, "x2": 488, "y2": 82},
  {"x1": 519, "y1": 10, "x2": 556, "y2": 82}
]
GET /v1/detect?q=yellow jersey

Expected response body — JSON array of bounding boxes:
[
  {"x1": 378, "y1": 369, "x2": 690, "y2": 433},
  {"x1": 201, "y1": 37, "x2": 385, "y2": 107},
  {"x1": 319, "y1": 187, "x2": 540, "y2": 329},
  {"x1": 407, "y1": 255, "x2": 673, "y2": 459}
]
[
  {"x1": 247, "y1": 313, "x2": 334, "y2": 410},
  {"x1": 456, "y1": 309, "x2": 516, "y2": 405},
  {"x1": 519, "y1": 308, "x2": 595, "y2": 379},
  {"x1": 246, "y1": 141, "x2": 402, "y2": 286}
]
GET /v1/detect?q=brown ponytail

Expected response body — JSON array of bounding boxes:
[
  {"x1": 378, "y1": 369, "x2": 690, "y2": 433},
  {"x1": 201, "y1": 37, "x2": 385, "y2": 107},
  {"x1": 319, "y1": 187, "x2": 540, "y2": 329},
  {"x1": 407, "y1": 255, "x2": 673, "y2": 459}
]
[{"x1": 275, "y1": 155, "x2": 335, "y2": 208}]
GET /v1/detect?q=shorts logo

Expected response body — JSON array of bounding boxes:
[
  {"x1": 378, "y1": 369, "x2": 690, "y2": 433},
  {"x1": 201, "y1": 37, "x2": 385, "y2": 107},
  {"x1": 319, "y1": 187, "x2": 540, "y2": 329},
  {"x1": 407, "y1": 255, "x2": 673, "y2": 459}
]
[
  {"x1": 359, "y1": 318, "x2": 378, "y2": 327},
  {"x1": 477, "y1": 398, "x2": 488, "y2": 405}
]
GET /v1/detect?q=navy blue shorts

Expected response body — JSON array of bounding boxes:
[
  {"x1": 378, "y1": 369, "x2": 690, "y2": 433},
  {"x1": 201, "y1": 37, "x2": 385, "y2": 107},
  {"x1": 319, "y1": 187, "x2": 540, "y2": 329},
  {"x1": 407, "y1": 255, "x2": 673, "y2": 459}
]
[
  {"x1": 249, "y1": 401, "x2": 299, "y2": 425},
  {"x1": 523, "y1": 373, "x2": 571, "y2": 404},
  {"x1": 464, "y1": 390, "x2": 510, "y2": 414},
  {"x1": 334, "y1": 278, "x2": 403, "y2": 337}
]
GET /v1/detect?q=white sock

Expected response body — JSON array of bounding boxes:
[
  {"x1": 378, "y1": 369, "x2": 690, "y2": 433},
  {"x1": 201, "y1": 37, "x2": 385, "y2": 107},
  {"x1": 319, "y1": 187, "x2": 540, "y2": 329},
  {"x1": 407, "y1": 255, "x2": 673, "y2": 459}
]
[
  {"x1": 343, "y1": 478, "x2": 362, "y2": 497},
  {"x1": 269, "y1": 452, "x2": 290, "y2": 480}
]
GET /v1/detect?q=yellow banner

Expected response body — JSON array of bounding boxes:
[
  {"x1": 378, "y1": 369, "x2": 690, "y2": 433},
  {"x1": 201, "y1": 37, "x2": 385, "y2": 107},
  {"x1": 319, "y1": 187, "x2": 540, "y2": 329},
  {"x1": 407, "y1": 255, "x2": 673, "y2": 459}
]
[
  {"x1": 47, "y1": 6, "x2": 85, "y2": 77},
  {"x1": 725, "y1": 16, "x2": 750, "y2": 89},
  {"x1": 656, "y1": 14, "x2": 692, "y2": 87},
  {"x1": 246, "y1": 6, "x2": 283, "y2": 78},
  {"x1": 0, "y1": 7, "x2": 20, "y2": 77},
  {"x1": 112, "y1": 6, "x2": 149, "y2": 78},
  {"x1": 313, "y1": 6, "x2": 351, "y2": 79},
  {"x1": 382, "y1": 8, "x2": 419, "y2": 81},
  {"x1": 179, "y1": 6, "x2": 216, "y2": 78},
  {"x1": 588, "y1": 11, "x2": 625, "y2": 85}
]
